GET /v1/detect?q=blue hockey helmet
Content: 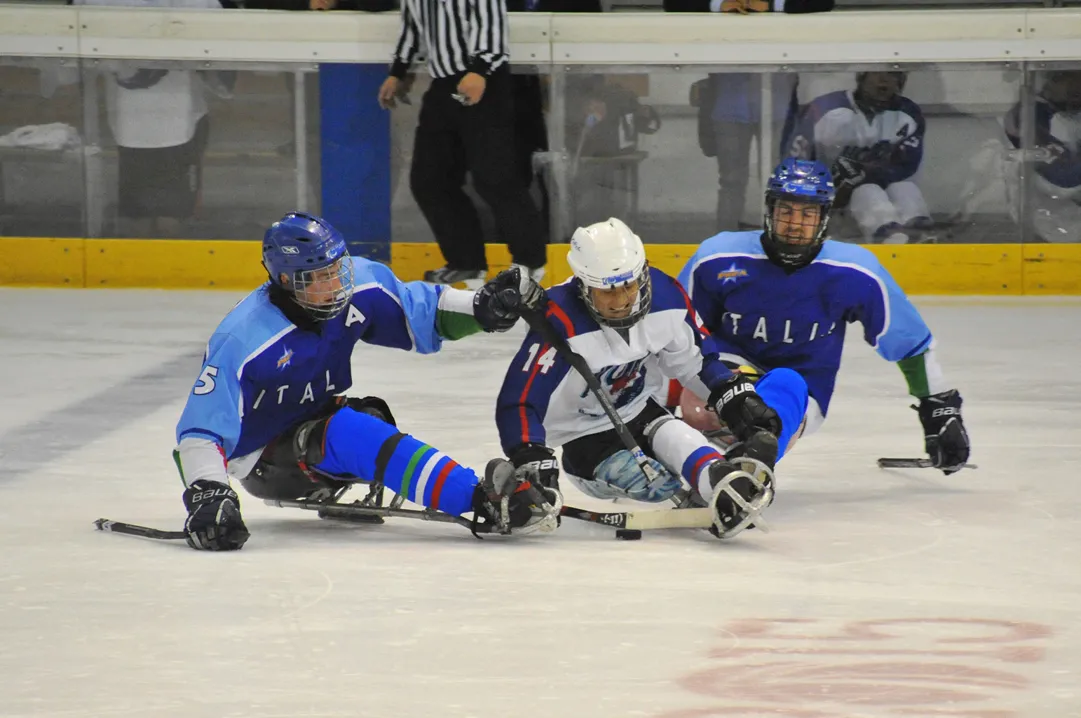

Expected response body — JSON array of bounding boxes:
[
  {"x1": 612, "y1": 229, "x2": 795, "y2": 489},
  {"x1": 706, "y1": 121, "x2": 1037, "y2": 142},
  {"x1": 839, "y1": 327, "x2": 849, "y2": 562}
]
[
  {"x1": 763, "y1": 159, "x2": 835, "y2": 269},
  {"x1": 262, "y1": 212, "x2": 354, "y2": 321}
]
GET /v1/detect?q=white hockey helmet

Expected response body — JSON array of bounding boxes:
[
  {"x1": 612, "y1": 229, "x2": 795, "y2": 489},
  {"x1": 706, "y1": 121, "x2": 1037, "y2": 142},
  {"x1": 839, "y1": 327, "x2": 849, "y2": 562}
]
[{"x1": 567, "y1": 217, "x2": 652, "y2": 329}]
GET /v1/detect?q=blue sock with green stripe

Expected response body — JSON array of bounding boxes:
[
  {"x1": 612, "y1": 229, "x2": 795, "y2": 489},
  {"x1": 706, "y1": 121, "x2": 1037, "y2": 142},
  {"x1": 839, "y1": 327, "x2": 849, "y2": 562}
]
[{"x1": 313, "y1": 408, "x2": 481, "y2": 516}]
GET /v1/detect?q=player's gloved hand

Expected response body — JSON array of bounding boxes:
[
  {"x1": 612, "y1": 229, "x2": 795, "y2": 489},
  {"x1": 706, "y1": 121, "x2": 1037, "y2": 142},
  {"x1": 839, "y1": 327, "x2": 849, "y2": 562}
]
[
  {"x1": 916, "y1": 389, "x2": 970, "y2": 475},
  {"x1": 471, "y1": 456, "x2": 562, "y2": 537},
  {"x1": 708, "y1": 374, "x2": 782, "y2": 442},
  {"x1": 473, "y1": 267, "x2": 547, "y2": 332},
  {"x1": 832, "y1": 153, "x2": 866, "y2": 189},
  {"x1": 507, "y1": 443, "x2": 560, "y2": 491},
  {"x1": 182, "y1": 479, "x2": 250, "y2": 551}
]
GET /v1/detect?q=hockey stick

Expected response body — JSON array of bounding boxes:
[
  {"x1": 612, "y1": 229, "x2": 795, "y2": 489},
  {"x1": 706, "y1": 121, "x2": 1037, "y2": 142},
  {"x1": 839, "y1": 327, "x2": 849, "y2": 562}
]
[
  {"x1": 560, "y1": 505, "x2": 713, "y2": 531},
  {"x1": 265, "y1": 497, "x2": 480, "y2": 529},
  {"x1": 877, "y1": 458, "x2": 978, "y2": 470},
  {"x1": 94, "y1": 518, "x2": 187, "y2": 541},
  {"x1": 519, "y1": 305, "x2": 665, "y2": 489},
  {"x1": 266, "y1": 496, "x2": 566, "y2": 537}
]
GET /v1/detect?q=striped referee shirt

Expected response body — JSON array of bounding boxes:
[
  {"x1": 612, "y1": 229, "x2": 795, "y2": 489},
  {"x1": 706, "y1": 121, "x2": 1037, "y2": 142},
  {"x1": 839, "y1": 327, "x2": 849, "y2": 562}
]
[{"x1": 390, "y1": 0, "x2": 510, "y2": 80}]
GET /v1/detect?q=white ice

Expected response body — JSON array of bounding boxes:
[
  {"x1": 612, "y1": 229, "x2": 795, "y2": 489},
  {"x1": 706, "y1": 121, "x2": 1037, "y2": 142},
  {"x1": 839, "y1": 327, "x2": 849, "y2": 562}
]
[{"x1": 1, "y1": 289, "x2": 1079, "y2": 718}]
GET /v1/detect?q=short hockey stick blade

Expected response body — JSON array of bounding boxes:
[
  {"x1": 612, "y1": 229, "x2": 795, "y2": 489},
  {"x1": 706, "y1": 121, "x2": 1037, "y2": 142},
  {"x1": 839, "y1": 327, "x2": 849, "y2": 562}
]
[
  {"x1": 94, "y1": 518, "x2": 187, "y2": 541},
  {"x1": 560, "y1": 505, "x2": 713, "y2": 531},
  {"x1": 877, "y1": 458, "x2": 978, "y2": 470}
]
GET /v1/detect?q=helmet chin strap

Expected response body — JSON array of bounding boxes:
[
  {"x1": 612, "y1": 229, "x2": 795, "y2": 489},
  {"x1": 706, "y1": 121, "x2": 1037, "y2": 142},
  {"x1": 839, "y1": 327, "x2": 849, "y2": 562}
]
[{"x1": 761, "y1": 232, "x2": 822, "y2": 271}]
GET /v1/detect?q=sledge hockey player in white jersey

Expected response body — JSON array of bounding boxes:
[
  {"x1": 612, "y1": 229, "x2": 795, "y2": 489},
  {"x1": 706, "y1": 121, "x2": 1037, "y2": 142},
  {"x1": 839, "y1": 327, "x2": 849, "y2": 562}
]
[
  {"x1": 788, "y1": 72, "x2": 932, "y2": 245},
  {"x1": 1004, "y1": 70, "x2": 1081, "y2": 243},
  {"x1": 173, "y1": 212, "x2": 560, "y2": 551},
  {"x1": 677, "y1": 159, "x2": 971, "y2": 474},
  {"x1": 495, "y1": 218, "x2": 809, "y2": 538}
]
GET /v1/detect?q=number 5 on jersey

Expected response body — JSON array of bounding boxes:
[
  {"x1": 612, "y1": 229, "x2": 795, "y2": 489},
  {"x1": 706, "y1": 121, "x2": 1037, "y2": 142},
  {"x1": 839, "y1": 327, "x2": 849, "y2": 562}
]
[
  {"x1": 193, "y1": 365, "x2": 219, "y2": 395},
  {"x1": 522, "y1": 343, "x2": 557, "y2": 374}
]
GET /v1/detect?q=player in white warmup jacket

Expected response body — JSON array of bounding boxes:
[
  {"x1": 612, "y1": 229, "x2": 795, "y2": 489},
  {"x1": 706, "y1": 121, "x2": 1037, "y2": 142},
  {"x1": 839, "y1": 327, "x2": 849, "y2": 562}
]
[
  {"x1": 494, "y1": 218, "x2": 810, "y2": 537},
  {"x1": 788, "y1": 72, "x2": 932, "y2": 245},
  {"x1": 1004, "y1": 70, "x2": 1081, "y2": 243}
]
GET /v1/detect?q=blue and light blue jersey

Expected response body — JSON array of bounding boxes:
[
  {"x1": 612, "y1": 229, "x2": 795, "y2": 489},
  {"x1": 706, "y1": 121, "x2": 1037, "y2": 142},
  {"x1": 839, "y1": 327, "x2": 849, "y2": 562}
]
[
  {"x1": 176, "y1": 257, "x2": 448, "y2": 461},
  {"x1": 679, "y1": 231, "x2": 933, "y2": 414}
]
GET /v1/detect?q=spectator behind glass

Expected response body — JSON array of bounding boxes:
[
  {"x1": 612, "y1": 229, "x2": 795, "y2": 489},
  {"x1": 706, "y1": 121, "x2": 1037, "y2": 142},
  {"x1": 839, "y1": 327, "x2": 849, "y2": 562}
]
[
  {"x1": 72, "y1": 0, "x2": 228, "y2": 239},
  {"x1": 674, "y1": 0, "x2": 829, "y2": 231},
  {"x1": 695, "y1": 73, "x2": 798, "y2": 231},
  {"x1": 1004, "y1": 70, "x2": 1081, "y2": 244},
  {"x1": 787, "y1": 72, "x2": 932, "y2": 245},
  {"x1": 506, "y1": 0, "x2": 603, "y2": 241}
]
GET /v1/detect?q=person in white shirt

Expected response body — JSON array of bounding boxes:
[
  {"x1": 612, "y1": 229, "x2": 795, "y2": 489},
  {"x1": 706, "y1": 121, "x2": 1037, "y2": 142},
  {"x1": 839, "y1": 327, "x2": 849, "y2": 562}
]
[{"x1": 74, "y1": 0, "x2": 224, "y2": 237}]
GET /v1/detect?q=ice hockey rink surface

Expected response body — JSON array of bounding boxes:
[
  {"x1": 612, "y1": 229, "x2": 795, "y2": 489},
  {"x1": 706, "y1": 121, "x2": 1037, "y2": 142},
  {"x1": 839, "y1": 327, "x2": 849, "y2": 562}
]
[{"x1": 2, "y1": 288, "x2": 1079, "y2": 718}]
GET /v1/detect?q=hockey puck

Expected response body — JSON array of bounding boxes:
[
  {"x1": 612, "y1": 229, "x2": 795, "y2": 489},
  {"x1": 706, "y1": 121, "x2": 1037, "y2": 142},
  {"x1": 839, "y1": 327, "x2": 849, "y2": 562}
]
[{"x1": 616, "y1": 529, "x2": 642, "y2": 541}]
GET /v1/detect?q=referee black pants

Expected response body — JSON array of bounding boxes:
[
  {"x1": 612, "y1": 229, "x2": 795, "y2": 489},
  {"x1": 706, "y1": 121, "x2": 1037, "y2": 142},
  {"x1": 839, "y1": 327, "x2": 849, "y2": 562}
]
[{"x1": 409, "y1": 67, "x2": 547, "y2": 272}]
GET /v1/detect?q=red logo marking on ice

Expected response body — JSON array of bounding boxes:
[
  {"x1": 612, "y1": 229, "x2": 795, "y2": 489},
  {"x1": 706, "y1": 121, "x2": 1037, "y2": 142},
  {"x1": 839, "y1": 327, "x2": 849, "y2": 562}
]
[{"x1": 658, "y1": 618, "x2": 1052, "y2": 718}]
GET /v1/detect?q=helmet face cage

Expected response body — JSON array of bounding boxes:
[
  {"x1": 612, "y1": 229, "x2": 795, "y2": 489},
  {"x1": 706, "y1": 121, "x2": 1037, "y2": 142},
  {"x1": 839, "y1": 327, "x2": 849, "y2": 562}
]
[
  {"x1": 577, "y1": 263, "x2": 652, "y2": 330},
  {"x1": 762, "y1": 159, "x2": 835, "y2": 269},
  {"x1": 567, "y1": 217, "x2": 653, "y2": 329},
  {"x1": 288, "y1": 255, "x2": 354, "y2": 321},
  {"x1": 262, "y1": 212, "x2": 354, "y2": 322},
  {"x1": 764, "y1": 195, "x2": 831, "y2": 268}
]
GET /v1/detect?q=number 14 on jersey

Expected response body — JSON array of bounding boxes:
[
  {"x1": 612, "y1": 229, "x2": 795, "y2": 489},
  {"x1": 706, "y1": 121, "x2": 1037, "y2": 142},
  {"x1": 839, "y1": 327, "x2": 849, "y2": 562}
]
[{"x1": 522, "y1": 343, "x2": 558, "y2": 374}]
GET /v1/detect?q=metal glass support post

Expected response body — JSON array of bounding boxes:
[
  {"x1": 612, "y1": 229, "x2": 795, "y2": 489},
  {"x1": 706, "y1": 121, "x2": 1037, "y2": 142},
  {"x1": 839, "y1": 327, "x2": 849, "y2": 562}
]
[
  {"x1": 547, "y1": 65, "x2": 569, "y2": 245},
  {"x1": 294, "y1": 69, "x2": 309, "y2": 213},
  {"x1": 759, "y1": 71, "x2": 774, "y2": 215}
]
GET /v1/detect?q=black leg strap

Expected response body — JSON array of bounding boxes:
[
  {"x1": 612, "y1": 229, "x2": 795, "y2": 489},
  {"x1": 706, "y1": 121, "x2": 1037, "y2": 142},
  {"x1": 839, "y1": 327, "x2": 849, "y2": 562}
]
[{"x1": 373, "y1": 431, "x2": 407, "y2": 486}]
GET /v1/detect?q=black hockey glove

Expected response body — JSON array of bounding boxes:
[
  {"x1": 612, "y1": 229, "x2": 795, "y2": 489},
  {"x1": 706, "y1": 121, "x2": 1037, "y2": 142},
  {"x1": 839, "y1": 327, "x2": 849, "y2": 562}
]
[
  {"x1": 831, "y1": 152, "x2": 867, "y2": 189},
  {"x1": 708, "y1": 374, "x2": 782, "y2": 442},
  {"x1": 507, "y1": 443, "x2": 561, "y2": 491},
  {"x1": 182, "y1": 480, "x2": 250, "y2": 551},
  {"x1": 916, "y1": 389, "x2": 970, "y2": 475},
  {"x1": 473, "y1": 267, "x2": 547, "y2": 333}
]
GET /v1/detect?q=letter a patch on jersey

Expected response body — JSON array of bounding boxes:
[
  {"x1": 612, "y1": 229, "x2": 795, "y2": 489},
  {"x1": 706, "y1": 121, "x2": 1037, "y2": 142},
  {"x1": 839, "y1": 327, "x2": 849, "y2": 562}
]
[{"x1": 345, "y1": 304, "x2": 367, "y2": 327}]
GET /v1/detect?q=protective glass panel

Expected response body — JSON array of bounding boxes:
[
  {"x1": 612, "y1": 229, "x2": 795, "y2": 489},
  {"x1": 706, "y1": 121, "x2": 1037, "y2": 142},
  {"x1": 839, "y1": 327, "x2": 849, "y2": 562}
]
[
  {"x1": 548, "y1": 64, "x2": 1026, "y2": 248},
  {"x1": 76, "y1": 60, "x2": 317, "y2": 240},
  {"x1": 0, "y1": 57, "x2": 86, "y2": 238}
]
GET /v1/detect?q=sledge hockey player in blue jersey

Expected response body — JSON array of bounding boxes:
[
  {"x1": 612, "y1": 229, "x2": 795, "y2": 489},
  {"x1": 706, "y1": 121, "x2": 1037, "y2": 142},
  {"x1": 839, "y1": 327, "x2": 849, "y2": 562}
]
[
  {"x1": 174, "y1": 212, "x2": 561, "y2": 551},
  {"x1": 494, "y1": 218, "x2": 809, "y2": 538},
  {"x1": 676, "y1": 159, "x2": 970, "y2": 474}
]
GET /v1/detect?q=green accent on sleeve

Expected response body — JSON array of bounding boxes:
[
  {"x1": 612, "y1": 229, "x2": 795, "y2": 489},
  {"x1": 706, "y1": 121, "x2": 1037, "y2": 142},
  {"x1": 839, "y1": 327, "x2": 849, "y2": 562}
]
[
  {"x1": 172, "y1": 449, "x2": 186, "y2": 485},
  {"x1": 897, "y1": 353, "x2": 930, "y2": 398},
  {"x1": 436, "y1": 309, "x2": 484, "y2": 340}
]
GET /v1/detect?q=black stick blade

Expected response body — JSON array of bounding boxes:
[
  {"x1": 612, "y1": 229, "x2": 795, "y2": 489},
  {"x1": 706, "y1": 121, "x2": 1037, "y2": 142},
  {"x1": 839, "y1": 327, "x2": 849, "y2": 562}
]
[{"x1": 94, "y1": 519, "x2": 187, "y2": 541}]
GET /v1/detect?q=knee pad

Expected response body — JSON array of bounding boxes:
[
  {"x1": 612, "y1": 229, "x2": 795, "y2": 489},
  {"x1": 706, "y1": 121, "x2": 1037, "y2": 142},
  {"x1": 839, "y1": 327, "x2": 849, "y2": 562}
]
[
  {"x1": 293, "y1": 416, "x2": 332, "y2": 468},
  {"x1": 293, "y1": 396, "x2": 396, "y2": 467},
  {"x1": 575, "y1": 449, "x2": 682, "y2": 503},
  {"x1": 238, "y1": 460, "x2": 337, "y2": 501},
  {"x1": 238, "y1": 435, "x2": 347, "y2": 501},
  {"x1": 335, "y1": 395, "x2": 396, "y2": 426}
]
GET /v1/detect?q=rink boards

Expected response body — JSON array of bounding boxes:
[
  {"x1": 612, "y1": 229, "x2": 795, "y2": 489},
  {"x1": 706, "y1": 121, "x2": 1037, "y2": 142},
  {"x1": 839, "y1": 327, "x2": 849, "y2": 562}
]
[{"x1": 2, "y1": 237, "x2": 1080, "y2": 295}]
